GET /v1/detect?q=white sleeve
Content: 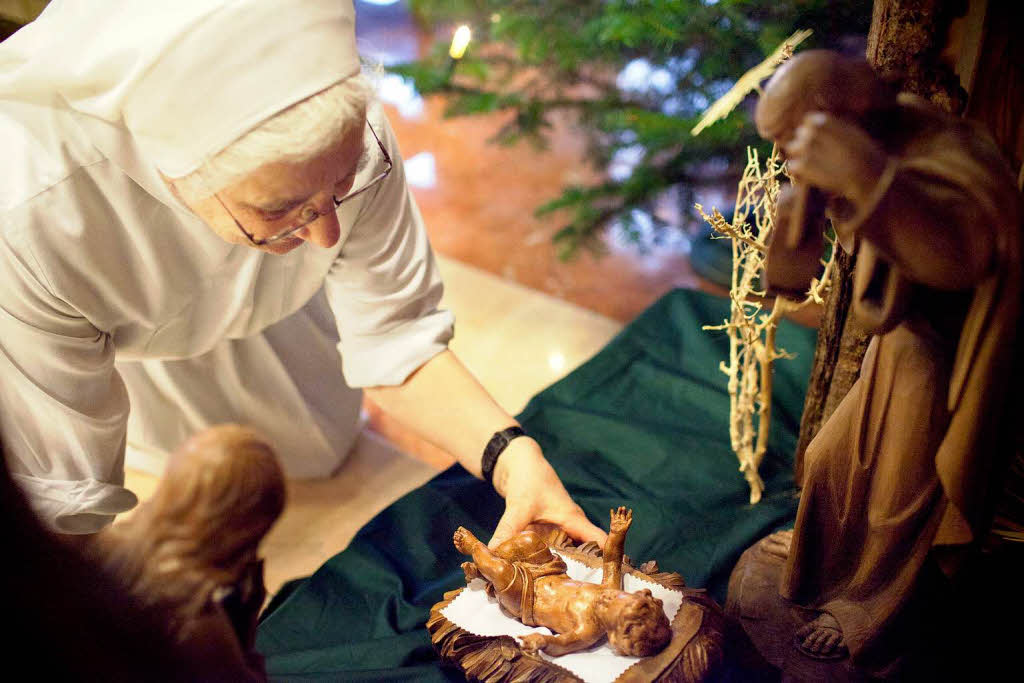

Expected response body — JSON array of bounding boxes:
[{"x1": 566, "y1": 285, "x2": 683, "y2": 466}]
[
  {"x1": 0, "y1": 225, "x2": 137, "y2": 534},
  {"x1": 324, "y1": 110, "x2": 454, "y2": 388}
]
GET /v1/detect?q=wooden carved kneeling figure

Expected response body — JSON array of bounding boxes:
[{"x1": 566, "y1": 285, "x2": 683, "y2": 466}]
[
  {"x1": 91, "y1": 424, "x2": 285, "y2": 680},
  {"x1": 453, "y1": 507, "x2": 671, "y2": 657}
]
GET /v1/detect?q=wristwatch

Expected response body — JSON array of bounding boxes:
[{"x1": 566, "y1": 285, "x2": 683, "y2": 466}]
[{"x1": 481, "y1": 426, "x2": 527, "y2": 486}]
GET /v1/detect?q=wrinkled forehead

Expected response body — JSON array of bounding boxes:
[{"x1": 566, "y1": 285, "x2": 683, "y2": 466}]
[{"x1": 226, "y1": 121, "x2": 368, "y2": 205}]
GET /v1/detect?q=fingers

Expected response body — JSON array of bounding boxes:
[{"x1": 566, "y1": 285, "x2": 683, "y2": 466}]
[
  {"x1": 608, "y1": 506, "x2": 633, "y2": 536},
  {"x1": 489, "y1": 501, "x2": 607, "y2": 549},
  {"x1": 786, "y1": 111, "x2": 856, "y2": 182},
  {"x1": 488, "y1": 503, "x2": 531, "y2": 549},
  {"x1": 489, "y1": 444, "x2": 606, "y2": 547},
  {"x1": 460, "y1": 561, "x2": 481, "y2": 583},
  {"x1": 784, "y1": 111, "x2": 886, "y2": 202},
  {"x1": 548, "y1": 501, "x2": 602, "y2": 544},
  {"x1": 804, "y1": 628, "x2": 841, "y2": 654},
  {"x1": 518, "y1": 634, "x2": 545, "y2": 654},
  {"x1": 558, "y1": 508, "x2": 607, "y2": 546},
  {"x1": 761, "y1": 533, "x2": 791, "y2": 559},
  {"x1": 784, "y1": 113, "x2": 829, "y2": 184},
  {"x1": 806, "y1": 629, "x2": 828, "y2": 653},
  {"x1": 788, "y1": 111, "x2": 834, "y2": 155},
  {"x1": 795, "y1": 618, "x2": 845, "y2": 656}
]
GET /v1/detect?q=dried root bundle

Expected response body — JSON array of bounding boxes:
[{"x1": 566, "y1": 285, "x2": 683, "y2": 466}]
[{"x1": 697, "y1": 147, "x2": 834, "y2": 503}]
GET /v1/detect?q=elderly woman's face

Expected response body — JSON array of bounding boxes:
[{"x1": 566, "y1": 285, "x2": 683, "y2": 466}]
[{"x1": 179, "y1": 124, "x2": 366, "y2": 254}]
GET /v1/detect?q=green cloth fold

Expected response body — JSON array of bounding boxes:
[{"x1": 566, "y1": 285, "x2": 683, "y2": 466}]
[{"x1": 257, "y1": 289, "x2": 816, "y2": 680}]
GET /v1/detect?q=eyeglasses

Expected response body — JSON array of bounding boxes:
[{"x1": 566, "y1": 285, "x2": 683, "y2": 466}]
[{"x1": 214, "y1": 121, "x2": 393, "y2": 246}]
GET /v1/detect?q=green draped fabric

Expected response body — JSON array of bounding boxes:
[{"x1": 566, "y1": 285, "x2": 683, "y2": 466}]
[{"x1": 256, "y1": 289, "x2": 817, "y2": 681}]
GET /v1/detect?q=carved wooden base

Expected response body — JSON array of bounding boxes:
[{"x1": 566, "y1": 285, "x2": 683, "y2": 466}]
[
  {"x1": 725, "y1": 531, "x2": 869, "y2": 682},
  {"x1": 427, "y1": 537, "x2": 727, "y2": 682}
]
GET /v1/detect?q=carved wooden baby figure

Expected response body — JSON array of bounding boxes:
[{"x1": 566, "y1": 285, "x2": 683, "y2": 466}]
[{"x1": 453, "y1": 507, "x2": 672, "y2": 657}]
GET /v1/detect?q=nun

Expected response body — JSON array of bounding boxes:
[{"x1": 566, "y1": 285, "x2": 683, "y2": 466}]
[{"x1": 0, "y1": 0, "x2": 604, "y2": 546}]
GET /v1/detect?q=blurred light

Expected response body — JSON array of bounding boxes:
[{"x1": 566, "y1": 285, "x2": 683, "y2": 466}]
[
  {"x1": 708, "y1": 79, "x2": 735, "y2": 99},
  {"x1": 359, "y1": 0, "x2": 402, "y2": 5},
  {"x1": 490, "y1": 13, "x2": 502, "y2": 23},
  {"x1": 660, "y1": 96, "x2": 686, "y2": 116},
  {"x1": 610, "y1": 209, "x2": 692, "y2": 258},
  {"x1": 359, "y1": 43, "x2": 419, "y2": 67},
  {"x1": 548, "y1": 352, "x2": 566, "y2": 373},
  {"x1": 449, "y1": 25, "x2": 472, "y2": 60},
  {"x1": 649, "y1": 69, "x2": 673, "y2": 92},
  {"x1": 616, "y1": 58, "x2": 676, "y2": 95},
  {"x1": 617, "y1": 59, "x2": 652, "y2": 91},
  {"x1": 377, "y1": 73, "x2": 424, "y2": 119},
  {"x1": 608, "y1": 145, "x2": 645, "y2": 182},
  {"x1": 404, "y1": 152, "x2": 436, "y2": 189}
]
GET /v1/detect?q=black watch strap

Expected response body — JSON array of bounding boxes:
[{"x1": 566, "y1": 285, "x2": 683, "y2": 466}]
[{"x1": 481, "y1": 426, "x2": 527, "y2": 486}]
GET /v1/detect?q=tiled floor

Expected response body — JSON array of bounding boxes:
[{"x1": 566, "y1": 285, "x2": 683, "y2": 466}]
[
  {"x1": 356, "y1": 0, "x2": 723, "y2": 324},
  {"x1": 387, "y1": 95, "x2": 721, "y2": 323}
]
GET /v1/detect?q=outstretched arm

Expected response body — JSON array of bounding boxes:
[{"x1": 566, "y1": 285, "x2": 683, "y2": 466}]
[
  {"x1": 519, "y1": 626, "x2": 603, "y2": 657},
  {"x1": 368, "y1": 351, "x2": 606, "y2": 548},
  {"x1": 601, "y1": 507, "x2": 632, "y2": 588}
]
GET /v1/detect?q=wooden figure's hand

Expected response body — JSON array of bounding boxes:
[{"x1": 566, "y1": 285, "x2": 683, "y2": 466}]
[
  {"x1": 784, "y1": 111, "x2": 888, "y2": 207},
  {"x1": 609, "y1": 506, "x2": 633, "y2": 535},
  {"x1": 518, "y1": 633, "x2": 550, "y2": 654}
]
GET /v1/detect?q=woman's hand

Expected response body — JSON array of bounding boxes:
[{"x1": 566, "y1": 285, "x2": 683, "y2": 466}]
[
  {"x1": 488, "y1": 437, "x2": 606, "y2": 549},
  {"x1": 365, "y1": 350, "x2": 605, "y2": 548}
]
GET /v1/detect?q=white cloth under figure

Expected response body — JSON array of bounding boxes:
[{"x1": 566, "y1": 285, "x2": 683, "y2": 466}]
[
  {"x1": 0, "y1": 0, "x2": 454, "y2": 533},
  {"x1": 442, "y1": 551, "x2": 683, "y2": 683}
]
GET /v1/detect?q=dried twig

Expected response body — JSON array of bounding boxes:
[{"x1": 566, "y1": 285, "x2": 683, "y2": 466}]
[
  {"x1": 690, "y1": 29, "x2": 813, "y2": 136},
  {"x1": 696, "y1": 147, "x2": 835, "y2": 503}
]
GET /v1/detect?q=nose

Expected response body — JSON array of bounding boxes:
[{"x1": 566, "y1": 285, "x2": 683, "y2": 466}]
[{"x1": 295, "y1": 204, "x2": 341, "y2": 248}]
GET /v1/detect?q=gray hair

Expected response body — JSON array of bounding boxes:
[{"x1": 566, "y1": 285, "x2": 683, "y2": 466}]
[{"x1": 172, "y1": 74, "x2": 374, "y2": 201}]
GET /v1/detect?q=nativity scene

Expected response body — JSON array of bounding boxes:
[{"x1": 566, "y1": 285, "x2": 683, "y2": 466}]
[
  {"x1": 430, "y1": 509, "x2": 728, "y2": 682},
  {"x1": 453, "y1": 508, "x2": 672, "y2": 658},
  {"x1": 1, "y1": 0, "x2": 1021, "y2": 681}
]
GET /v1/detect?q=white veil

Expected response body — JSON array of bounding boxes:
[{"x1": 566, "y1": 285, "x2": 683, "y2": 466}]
[{"x1": 0, "y1": 0, "x2": 362, "y2": 179}]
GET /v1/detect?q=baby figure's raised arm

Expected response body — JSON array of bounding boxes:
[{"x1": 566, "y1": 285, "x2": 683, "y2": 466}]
[{"x1": 601, "y1": 507, "x2": 632, "y2": 589}]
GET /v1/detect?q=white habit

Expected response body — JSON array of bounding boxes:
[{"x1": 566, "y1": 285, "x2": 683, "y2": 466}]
[{"x1": 0, "y1": 0, "x2": 454, "y2": 533}]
